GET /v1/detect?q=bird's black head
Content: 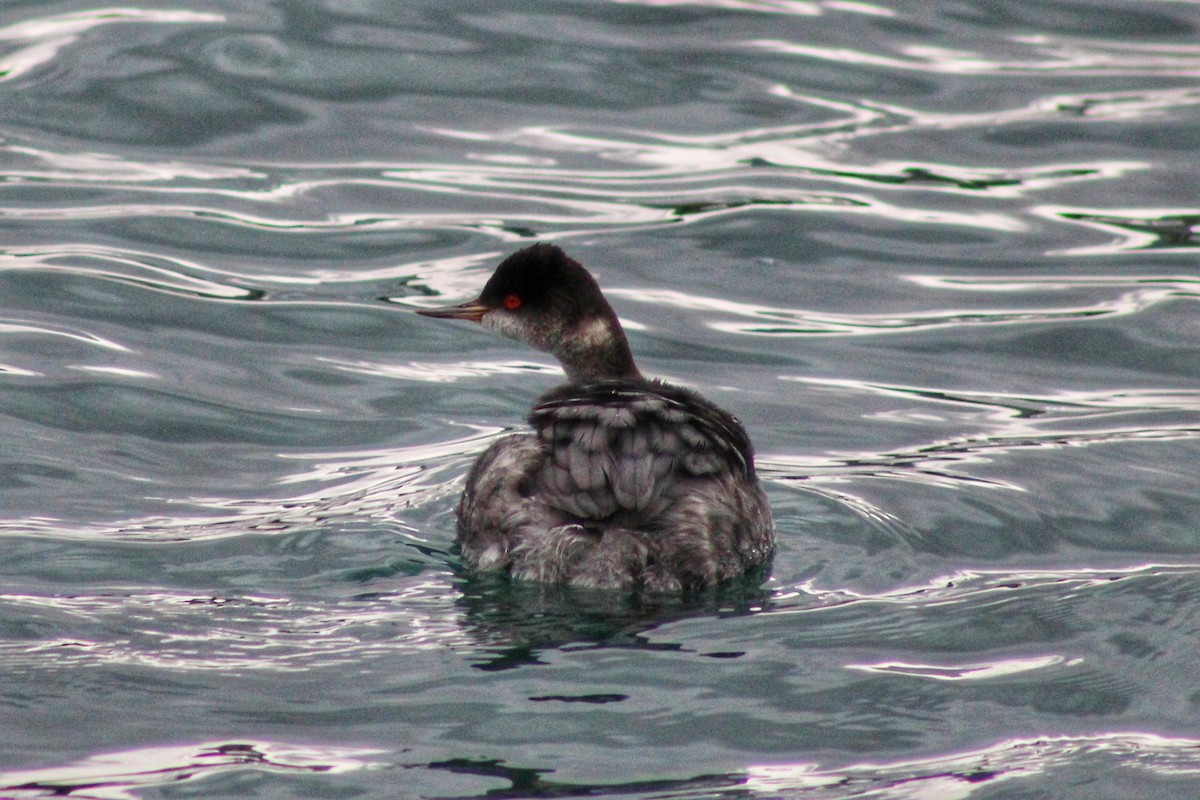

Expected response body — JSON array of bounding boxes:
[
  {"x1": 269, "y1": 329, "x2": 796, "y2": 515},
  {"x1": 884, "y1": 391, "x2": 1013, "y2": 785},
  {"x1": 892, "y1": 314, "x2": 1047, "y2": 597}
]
[
  {"x1": 477, "y1": 243, "x2": 603, "y2": 326},
  {"x1": 418, "y1": 243, "x2": 641, "y2": 384}
]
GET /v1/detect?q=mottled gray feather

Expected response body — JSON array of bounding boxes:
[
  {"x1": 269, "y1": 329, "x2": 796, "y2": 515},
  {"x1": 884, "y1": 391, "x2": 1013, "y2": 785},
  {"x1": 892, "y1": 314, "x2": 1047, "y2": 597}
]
[{"x1": 456, "y1": 379, "x2": 773, "y2": 591}]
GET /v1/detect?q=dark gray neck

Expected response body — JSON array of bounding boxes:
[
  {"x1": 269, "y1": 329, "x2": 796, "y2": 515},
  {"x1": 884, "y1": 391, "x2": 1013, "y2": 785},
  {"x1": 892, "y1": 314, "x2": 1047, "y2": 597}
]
[{"x1": 555, "y1": 313, "x2": 641, "y2": 384}]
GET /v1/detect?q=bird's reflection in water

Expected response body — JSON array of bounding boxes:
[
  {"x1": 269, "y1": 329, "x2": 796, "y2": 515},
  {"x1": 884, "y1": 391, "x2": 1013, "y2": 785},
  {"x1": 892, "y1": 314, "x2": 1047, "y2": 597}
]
[{"x1": 452, "y1": 562, "x2": 773, "y2": 671}]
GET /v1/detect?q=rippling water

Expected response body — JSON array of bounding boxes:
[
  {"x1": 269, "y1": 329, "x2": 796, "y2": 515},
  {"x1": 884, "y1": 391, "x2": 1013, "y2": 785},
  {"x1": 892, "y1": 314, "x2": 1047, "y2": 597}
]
[{"x1": 1, "y1": 1, "x2": 1199, "y2": 798}]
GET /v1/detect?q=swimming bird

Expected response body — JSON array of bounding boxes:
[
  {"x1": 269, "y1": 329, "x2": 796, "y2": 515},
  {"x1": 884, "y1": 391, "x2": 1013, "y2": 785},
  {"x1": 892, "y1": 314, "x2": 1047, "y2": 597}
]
[{"x1": 417, "y1": 244, "x2": 773, "y2": 592}]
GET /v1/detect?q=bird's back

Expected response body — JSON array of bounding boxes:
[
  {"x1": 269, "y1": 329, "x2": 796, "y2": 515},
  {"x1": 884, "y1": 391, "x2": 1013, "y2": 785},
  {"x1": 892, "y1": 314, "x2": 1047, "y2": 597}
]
[{"x1": 457, "y1": 380, "x2": 774, "y2": 592}]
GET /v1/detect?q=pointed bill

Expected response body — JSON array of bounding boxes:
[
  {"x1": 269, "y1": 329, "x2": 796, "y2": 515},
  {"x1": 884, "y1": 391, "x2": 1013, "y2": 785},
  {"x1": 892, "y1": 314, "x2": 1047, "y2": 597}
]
[{"x1": 415, "y1": 299, "x2": 489, "y2": 323}]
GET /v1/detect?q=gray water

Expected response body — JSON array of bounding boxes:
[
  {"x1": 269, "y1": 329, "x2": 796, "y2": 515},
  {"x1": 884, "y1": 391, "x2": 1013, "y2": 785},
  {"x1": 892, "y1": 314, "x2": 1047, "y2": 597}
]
[{"x1": 1, "y1": 1, "x2": 1199, "y2": 798}]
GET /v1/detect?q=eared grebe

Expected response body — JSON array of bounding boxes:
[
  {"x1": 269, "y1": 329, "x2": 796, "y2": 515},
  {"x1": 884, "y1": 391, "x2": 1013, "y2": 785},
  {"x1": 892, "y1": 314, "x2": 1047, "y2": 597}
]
[{"x1": 417, "y1": 244, "x2": 774, "y2": 592}]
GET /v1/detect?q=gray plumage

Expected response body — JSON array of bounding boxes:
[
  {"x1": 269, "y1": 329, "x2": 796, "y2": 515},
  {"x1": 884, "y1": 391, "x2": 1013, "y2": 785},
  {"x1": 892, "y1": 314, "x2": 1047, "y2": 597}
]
[
  {"x1": 417, "y1": 244, "x2": 774, "y2": 592},
  {"x1": 457, "y1": 380, "x2": 773, "y2": 592}
]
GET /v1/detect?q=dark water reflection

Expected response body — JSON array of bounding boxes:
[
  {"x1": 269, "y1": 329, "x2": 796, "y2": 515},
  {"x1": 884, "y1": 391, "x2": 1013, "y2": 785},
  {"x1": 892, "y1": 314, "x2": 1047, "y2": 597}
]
[{"x1": 1, "y1": 0, "x2": 1199, "y2": 798}]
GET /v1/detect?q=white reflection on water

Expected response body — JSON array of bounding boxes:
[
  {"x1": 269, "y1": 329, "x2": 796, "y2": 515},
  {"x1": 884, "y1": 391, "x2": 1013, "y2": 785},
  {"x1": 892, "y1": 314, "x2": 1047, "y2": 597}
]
[
  {"x1": 747, "y1": 732, "x2": 1200, "y2": 799},
  {"x1": 0, "y1": 580, "x2": 469, "y2": 673},
  {"x1": 0, "y1": 740, "x2": 382, "y2": 800},
  {"x1": 0, "y1": 8, "x2": 224, "y2": 84},
  {"x1": 69, "y1": 365, "x2": 159, "y2": 379},
  {"x1": 1, "y1": 86, "x2": 1179, "y2": 244},
  {"x1": 749, "y1": 36, "x2": 1200, "y2": 76},
  {"x1": 776, "y1": 562, "x2": 1200, "y2": 609},
  {"x1": 317, "y1": 356, "x2": 561, "y2": 382},
  {"x1": 617, "y1": 272, "x2": 1200, "y2": 337},
  {"x1": 448, "y1": 120, "x2": 1138, "y2": 200},
  {"x1": 0, "y1": 427, "x2": 493, "y2": 542},
  {"x1": 763, "y1": 423, "x2": 1200, "y2": 496},
  {"x1": 0, "y1": 245, "x2": 262, "y2": 299},
  {"x1": 846, "y1": 654, "x2": 1072, "y2": 681},
  {"x1": 12, "y1": 730, "x2": 1188, "y2": 800},
  {"x1": 0, "y1": 318, "x2": 130, "y2": 352},
  {"x1": 1033, "y1": 206, "x2": 1200, "y2": 255},
  {"x1": 611, "y1": 0, "x2": 899, "y2": 15},
  {"x1": 3, "y1": 142, "x2": 262, "y2": 183},
  {"x1": 138, "y1": 434, "x2": 486, "y2": 541},
  {"x1": 613, "y1": 0, "x2": 824, "y2": 14},
  {"x1": 908, "y1": 274, "x2": 1200, "y2": 293},
  {"x1": 0, "y1": 243, "x2": 514, "y2": 306},
  {"x1": 782, "y1": 379, "x2": 1200, "y2": 418},
  {"x1": 764, "y1": 380, "x2": 1200, "y2": 493}
]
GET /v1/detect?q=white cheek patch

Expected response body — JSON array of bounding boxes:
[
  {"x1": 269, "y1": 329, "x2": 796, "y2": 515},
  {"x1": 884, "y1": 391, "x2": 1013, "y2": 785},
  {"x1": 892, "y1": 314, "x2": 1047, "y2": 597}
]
[{"x1": 481, "y1": 310, "x2": 532, "y2": 345}]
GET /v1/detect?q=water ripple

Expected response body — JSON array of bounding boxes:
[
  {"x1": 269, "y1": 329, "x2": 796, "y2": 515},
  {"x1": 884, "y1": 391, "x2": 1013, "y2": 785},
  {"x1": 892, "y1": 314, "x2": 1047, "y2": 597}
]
[
  {"x1": 0, "y1": 318, "x2": 129, "y2": 353},
  {"x1": 0, "y1": 1, "x2": 1194, "y2": 796},
  {"x1": 0, "y1": 242, "x2": 495, "y2": 303},
  {"x1": 0, "y1": 426, "x2": 490, "y2": 543},
  {"x1": 0, "y1": 740, "x2": 381, "y2": 800},
  {"x1": 423, "y1": 114, "x2": 1144, "y2": 200},
  {"x1": 846, "y1": 653, "x2": 1072, "y2": 681},
  {"x1": 0, "y1": 8, "x2": 224, "y2": 83},
  {"x1": 622, "y1": 278, "x2": 1189, "y2": 337},
  {"x1": 750, "y1": 36, "x2": 1200, "y2": 76},
  {"x1": 2, "y1": 86, "x2": 1179, "y2": 243},
  {"x1": 0, "y1": 581, "x2": 469, "y2": 673},
  {"x1": 775, "y1": 562, "x2": 1200, "y2": 611},
  {"x1": 0, "y1": 245, "x2": 261, "y2": 300},
  {"x1": 784, "y1": 379, "x2": 1200, "y2": 419},
  {"x1": 746, "y1": 732, "x2": 1200, "y2": 799},
  {"x1": 602, "y1": 271, "x2": 1200, "y2": 338},
  {"x1": 762, "y1": 380, "x2": 1200, "y2": 495},
  {"x1": 762, "y1": 419, "x2": 1200, "y2": 492},
  {"x1": 2, "y1": 142, "x2": 262, "y2": 183},
  {"x1": 612, "y1": 0, "x2": 832, "y2": 14},
  {"x1": 1035, "y1": 206, "x2": 1200, "y2": 254},
  {"x1": 9, "y1": 730, "x2": 1189, "y2": 800},
  {"x1": 317, "y1": 356, "x2": 561, "y2": 382}
]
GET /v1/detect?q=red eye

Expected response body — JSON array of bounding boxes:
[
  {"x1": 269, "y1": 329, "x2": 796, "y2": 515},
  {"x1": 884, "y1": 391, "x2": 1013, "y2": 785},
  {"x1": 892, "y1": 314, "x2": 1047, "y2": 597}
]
[{"x1": 503, "y1": 294, "x2": 522, "y2": 310}]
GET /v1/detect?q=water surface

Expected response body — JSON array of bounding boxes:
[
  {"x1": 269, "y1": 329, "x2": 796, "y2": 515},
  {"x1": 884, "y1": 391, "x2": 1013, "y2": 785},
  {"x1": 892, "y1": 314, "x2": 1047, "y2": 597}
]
[{"x1": 1, "y1": 1, "x2": 1199, "y2": 798}]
